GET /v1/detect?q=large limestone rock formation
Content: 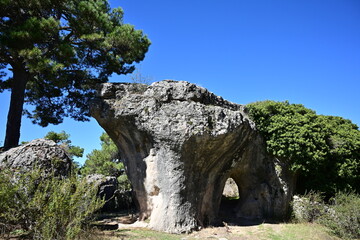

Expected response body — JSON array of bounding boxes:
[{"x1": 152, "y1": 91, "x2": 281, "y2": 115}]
[
  {"x1": 91, "y1": 80, "x2": 292, "y2": 233},
  {"x1": 0, "y1": 138, "x2": 72, "y2": 177}
]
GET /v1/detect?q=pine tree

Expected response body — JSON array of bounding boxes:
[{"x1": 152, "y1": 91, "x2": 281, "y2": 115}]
[
  {"x1": 0, "y1": 0, "x2": 150, "y2": 149},
  {"x1": 44, "y1": 130, "x2": 84, "y2": 159},
  {"x1": 81, "y1": 132, "x2": 124, "y2": 177}
]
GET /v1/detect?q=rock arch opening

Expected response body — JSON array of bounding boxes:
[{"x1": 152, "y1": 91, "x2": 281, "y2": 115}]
[
  {"x1": 219, "y1": 177, "x2": 241, "y2": 224},
  {"x1": 222, "y1": 177, "x2": 240, "y2": 200}
]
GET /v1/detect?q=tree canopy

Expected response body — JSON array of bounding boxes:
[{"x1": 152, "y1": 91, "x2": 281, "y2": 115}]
[
  {"x1": 44, "y1": 130, "x2": 84, "y2": 159},
  {"x1": 246, "y1": 100, "x2": 360, "y2": 195},
  {"x1": 0, "y1": 0, "x2": 150, "y2": 149},
  {"x1": 81, "y1": 132, "x2": 124, "y2": 177},
  {"x1": 81, "y1": 132, "x2": 130, "y2": 190}
]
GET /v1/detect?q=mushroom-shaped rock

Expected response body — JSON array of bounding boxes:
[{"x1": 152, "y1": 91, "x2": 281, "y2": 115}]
[{"x1": 91, "y1": 80, "x2": 292, "y2": 233}]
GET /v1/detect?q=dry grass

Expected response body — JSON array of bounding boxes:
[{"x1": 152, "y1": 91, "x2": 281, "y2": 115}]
[{"x1": 91, "y1": 223, "x2": 339, "y2": 240}]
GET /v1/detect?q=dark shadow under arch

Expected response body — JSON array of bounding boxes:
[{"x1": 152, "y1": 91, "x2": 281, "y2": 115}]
[{"x1": 218, "y1": 177, "x2": 264, "y2": 226}]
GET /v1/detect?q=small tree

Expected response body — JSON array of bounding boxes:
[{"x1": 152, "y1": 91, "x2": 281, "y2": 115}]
[
  {"x1": 44, "y1": 130, "x2": 84, "y2": 159},
  {"x1": 81, "y1": 132, "x2": 123, "y2": 173},
  {"x1": 129, "y1": 66, "x2": 153, "y2": 85},
  {"x1": 81, "y1": 132, "x2": 130, "y2": 191},
  {"x1": 0, "y1": 0, "x2": 151, "y2": 149}
]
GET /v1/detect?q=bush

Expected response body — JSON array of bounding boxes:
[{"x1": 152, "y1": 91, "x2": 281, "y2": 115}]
[
  {"x1": 0, "y1": 168, "x2": 104, "y2": 239},
  {"x1": 291, "y1": 192, "x2": 326, "y2": 223},
  {"x1": 291, "y1": 191, "x2": 360, "y2": 240},
  {"x1": 319, "y1": 192, "x2": 360, "y2": 240}
]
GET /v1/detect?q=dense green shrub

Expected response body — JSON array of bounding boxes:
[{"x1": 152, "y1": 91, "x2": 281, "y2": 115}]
[
  {"x1": 247, "y1": 100, "x2": 360, "y2": 195},
  {"x1": 292, "y1": 192, "x2": 326, "y2": 223},
  {"x1": 44, "y1": 131, "x2": 84, "y2": 160},
  {"x1": 319, "y1": 192, "x2": 360, "y2": 240},
  {"x1": 291, "y1": 191, "x2": 360, "y2": 240},
  {"x1": 0, "y1": 168, "x2": 104, "y2": 239}
]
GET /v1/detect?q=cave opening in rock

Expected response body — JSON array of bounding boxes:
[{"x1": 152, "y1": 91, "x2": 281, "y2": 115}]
[
  {"x1": 218, "y1": 177, "x2": 241, "y2": 224},
  {"x1": 222, "y1": 178, "x2": 240, "y2": 200}
]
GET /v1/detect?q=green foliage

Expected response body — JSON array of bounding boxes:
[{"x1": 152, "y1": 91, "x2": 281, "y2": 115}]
[
  {"x1": 117, "y1": 174, "x2": 132, "y2": 192},
  {"x1": 292, "y1": 192, "x2": 326, "y2": 223},
  {"x1": 292, "y1": 191, "x2": 360, "y2": 240},
  {"x1": 319, "y1": 192, "x2": 360, "y2": 240},
  {"x1": 81, "y1": 133, "x2": 131, "y2": 191},
  {"x1": 109, "y1": 224, "x2": 334, "y2": 240},
  {"x1": 0, "y1": 168, "x2": 104, "y2": 239},
  {"x1": 1, "y1": 0, "x2": 151, "y2": 148},
  {"x1": 0, "y1": 0, "x2": 150, "y2": 123},
  {"x1": 82, "y1": 133, "x2": 121, "y2": 177},
  {"x1": 45, "y1": 130, "x2": 84, "y2": 159},
  {"x1": 45, "y1": 131, "x2": 71, "y2": 144},
  {"x1": 247, "y1": 100, "x2": 360, "y2": 195}
]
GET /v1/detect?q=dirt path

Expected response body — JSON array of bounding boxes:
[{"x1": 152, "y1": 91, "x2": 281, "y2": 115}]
[{"x1": 94, "y1": 212, "x2": 339, "y2": 240}]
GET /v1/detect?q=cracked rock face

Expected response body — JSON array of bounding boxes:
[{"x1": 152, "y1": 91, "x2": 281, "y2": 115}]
[{"x1": 91, "y1": 80, "x2": 292, "y2": 233}]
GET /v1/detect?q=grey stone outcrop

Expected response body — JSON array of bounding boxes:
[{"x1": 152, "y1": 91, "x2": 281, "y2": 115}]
[
  {"x1": 91, "y1": 80, "x2": 293, "y2": 233},
  {"x1": 86, "y1": 174, "x2": 134, "y2": 211},
  {"x1": 86, "y1": 174, "x2": 119, "y2": 211},
  {"x1": 0, "y1": 138, "x2": 72, "y2": 177}
]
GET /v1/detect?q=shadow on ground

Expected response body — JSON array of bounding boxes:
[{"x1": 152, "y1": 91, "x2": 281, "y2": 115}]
[{"x1": 216, "y1": 198, "x2": 269, "y2": 227}]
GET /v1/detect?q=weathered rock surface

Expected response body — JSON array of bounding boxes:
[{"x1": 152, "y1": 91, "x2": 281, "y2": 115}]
[
  {"x1": 91, "y1": 80, "x2": 292, "y2": 233},
  {"x1": 0, "y1": 138, "x2": 72, "y2": 177}
]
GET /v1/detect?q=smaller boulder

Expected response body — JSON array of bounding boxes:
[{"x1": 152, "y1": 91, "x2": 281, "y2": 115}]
[
  {"x1": 0, "y1": 139, "x2": 72, "y2": 178},
  {"x1": 86, "y1": 174, "x2": 133, "y2": 212}
]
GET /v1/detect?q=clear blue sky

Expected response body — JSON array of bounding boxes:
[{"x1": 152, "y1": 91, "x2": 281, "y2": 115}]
[{"x1": 1, "y1": 0, "x2": 359, "y2": 165}]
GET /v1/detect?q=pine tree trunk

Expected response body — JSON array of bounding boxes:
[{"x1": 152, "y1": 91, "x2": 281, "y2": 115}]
[{"x1": 3, "y1": 64, "x2": 28, "y2": 150}]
